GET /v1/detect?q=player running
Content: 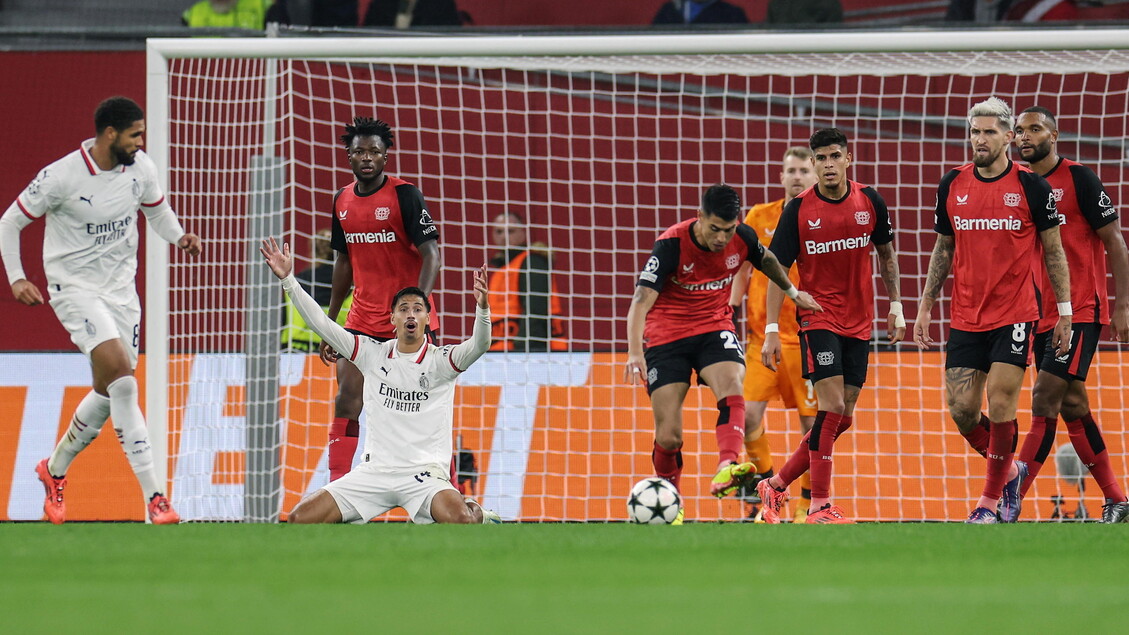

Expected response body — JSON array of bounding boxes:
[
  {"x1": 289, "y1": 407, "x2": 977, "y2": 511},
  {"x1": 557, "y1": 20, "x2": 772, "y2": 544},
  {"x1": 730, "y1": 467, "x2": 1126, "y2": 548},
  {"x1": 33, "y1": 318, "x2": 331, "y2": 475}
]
[
  {"x1": 913, "y1": 97, "x2": 1071, "y2": 524},
  {"x1": 1011, "y1": 106, "x2": 1129, "y2": 523},
  {"x1": 755, "y1": 128, "x2": 904, "y2": 524},
  {"x1": 625, "y1": 184, "x2": 821, "y2": 521},
  {"x1": 0, "y1": 96, "x2": 201, "y2": 524},
  {"x1": 261, "y1": 237, "x2": 499, "y2": 524}
]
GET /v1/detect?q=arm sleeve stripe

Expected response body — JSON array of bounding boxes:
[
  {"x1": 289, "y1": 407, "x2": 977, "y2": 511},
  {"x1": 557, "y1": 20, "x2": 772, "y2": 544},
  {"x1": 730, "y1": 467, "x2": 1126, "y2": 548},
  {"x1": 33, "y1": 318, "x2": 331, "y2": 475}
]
[
  {"x1": 349, "y1": 334, "x2": 361, "y2": 362},
  {"x1": 449, "y1": 352, "x2": 465, "y2": 373},
  {"x1": 16, "y1": 199, "x2": 36, "y2": 221},
  {"x1": 141, "y1": 197, "x2": 166, "y2": 208}
]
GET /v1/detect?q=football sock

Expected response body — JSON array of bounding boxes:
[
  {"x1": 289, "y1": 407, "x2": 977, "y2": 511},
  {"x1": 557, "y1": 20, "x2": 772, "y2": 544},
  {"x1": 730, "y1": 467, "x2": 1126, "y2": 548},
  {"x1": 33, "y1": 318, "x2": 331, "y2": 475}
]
[
  {"x1": 107, "y1": 376, "x2": 162, "y2": 501},
  {"x1": 1067, "y1": 413, "x2": 1127, "y2": 503},
  {"x1": 1018, "y1": 415, "x2": 1057, "y2": 497},
  {"x1": 652, "y1": 441, "x2": 683, "y2": 491},
  {"x1": 715, "y1": 396, "x2": 746, "y2": 465},
  {"x1": 48, "y1": 390, "x2": 111, "y2": 477},
  {"x1": 809, "y1": 410, "x2": 844, "y2": 508},
  {"x1": 744, "y1": 433, "x2": 773, "y2": 474},
  {"x1": 774, "y1": 413, "x2": 823, "y2": 488},
  {"x1": 977, "y1": 419, "x2": 1017, "y2": 512},
  {"x1": 960, "y1": 413, "x2": 991, "y2": 457},
  {"x1": 329, "y1": 417, "x2": 360, "y2": 481},
  {"x1": 835, "y1": 415, "x2": 853, "y2": 439}
]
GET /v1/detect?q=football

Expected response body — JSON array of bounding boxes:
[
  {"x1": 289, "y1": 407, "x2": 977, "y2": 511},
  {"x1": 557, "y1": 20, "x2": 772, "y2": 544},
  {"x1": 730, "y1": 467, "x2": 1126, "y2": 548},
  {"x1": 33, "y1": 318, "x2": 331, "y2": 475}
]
[{"x1": 627, "y1": 477, "x2": 682, "y2": 524}]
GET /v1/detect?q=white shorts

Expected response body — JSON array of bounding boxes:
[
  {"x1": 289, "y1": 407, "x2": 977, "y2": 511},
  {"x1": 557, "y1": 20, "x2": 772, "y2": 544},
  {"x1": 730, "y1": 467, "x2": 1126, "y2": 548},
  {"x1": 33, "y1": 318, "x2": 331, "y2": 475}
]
[
  {"x1": 324, "y1": 462, "x2": 457, "y2": 524},
  {"x1": 48, "y1": 287, "x2": 141, "y2": 368}
]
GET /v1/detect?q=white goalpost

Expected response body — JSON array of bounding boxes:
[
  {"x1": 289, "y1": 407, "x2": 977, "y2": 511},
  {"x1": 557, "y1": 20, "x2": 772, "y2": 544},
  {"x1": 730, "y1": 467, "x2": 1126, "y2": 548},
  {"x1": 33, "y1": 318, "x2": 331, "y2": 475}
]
[{"x1": 146, "y1": 29, "x2": 1129, "y2": 523}]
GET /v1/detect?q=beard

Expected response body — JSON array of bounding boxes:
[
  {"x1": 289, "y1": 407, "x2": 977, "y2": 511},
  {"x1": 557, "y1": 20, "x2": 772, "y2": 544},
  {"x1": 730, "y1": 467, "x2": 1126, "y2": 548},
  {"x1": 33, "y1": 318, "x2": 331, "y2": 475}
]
[
  {"x1": 1021, "y1": 140, "x2": 1052, "y2": 164},
  {"x1": 972, "y1": 146, "x2": 1003, "y2": 168},
  {"x1": 112, "y1": 145, "x2": 137, "y2": 166}
]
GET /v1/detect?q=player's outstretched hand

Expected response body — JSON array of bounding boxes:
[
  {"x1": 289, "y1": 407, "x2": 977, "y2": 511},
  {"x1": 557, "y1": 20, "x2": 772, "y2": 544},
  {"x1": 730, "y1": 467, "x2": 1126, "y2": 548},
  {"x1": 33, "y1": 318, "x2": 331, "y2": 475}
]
[
  {"x1": 793, "y1": 290, "x2": 822, "y2": 312},
  {"x1": 1051, "y1": 315, "x2": 1073, "y2": 358},
  {"x1": 887, "y1": 309, "x2": 906, "y2": 344},
  {"x1": 318, "y1": 341, "x2": 340, "y2": 366},
  {"x1": 11, "y1": 279, "x2": 44, "y2": 306},
  {"x1": 1111, "y1": 303, "x2": 1129, "y2": 343},
  {"x1": 259, "y1": 237, "x2": 293, "y2": 280},
  {"x1": 624, "y1": 354, "x2": 648, "y2": 386},
  {"x1": 912, "y1": 312, "x2": 933, "y2": 349},
  {"x1": 762, "y1": 332, "x2": 782, "y2": 371},
  {"x1": 472, "y1": 264, "x2": 489, "y2": 309},
  {"x1": 178, "y1": 233, "x2": 202, "y2": 257}
]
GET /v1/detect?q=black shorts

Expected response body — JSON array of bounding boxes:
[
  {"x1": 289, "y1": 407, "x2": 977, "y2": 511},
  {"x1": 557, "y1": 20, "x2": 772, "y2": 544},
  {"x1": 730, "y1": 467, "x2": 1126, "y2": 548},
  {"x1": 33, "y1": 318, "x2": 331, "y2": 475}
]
[
  {"x1": 643, "y1": 329, "x2": 745, "y2": 395},
  {"x1": 1033, "y1": 322, "x2": 1102, "y2": 381},
  {"x1": 945, "y1": 322, "x2": 1035, "y2": 372},
  {"x1": 798, "y1": 329, "x2": 869, "y2": 387}
]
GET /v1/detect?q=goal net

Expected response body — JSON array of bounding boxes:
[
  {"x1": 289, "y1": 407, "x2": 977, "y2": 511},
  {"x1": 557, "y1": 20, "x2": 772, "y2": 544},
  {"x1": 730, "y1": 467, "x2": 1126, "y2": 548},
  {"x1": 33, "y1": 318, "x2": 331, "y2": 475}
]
[{"x1": 146, "y1": 30, "x2": 1129, "y2": 522}]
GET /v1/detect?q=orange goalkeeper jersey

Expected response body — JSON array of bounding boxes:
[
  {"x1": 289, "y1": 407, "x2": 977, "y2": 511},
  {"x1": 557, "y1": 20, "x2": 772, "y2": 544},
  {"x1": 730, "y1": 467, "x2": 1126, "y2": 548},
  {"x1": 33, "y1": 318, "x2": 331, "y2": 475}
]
[{"x1": 744, "y1": 199, "x2": 801, "y2": 346}]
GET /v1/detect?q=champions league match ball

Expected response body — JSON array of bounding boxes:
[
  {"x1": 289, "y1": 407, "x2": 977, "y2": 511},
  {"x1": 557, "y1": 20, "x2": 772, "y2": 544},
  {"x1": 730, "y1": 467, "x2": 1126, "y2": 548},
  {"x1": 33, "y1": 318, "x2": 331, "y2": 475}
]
[{"x1": 627, "y1": 477, "x2": 682, "y2": 524}]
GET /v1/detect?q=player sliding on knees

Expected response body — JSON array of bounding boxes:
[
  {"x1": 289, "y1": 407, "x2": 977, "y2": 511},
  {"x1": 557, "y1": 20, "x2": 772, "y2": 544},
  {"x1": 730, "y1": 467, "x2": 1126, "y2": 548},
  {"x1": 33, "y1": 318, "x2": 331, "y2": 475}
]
[
  {"x1": 260, "y1": 237, "x2": 500, "y2": 524},
  {"x1": 625, "y1": 184, "x2": 821, "y2": 520}
]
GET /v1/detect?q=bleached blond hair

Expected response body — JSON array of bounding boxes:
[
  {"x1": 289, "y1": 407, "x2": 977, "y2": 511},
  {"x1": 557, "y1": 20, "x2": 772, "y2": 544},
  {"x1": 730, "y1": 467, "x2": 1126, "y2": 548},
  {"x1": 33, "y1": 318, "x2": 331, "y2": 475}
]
[{"x1": 968, "y1": 96, "x2": 1014, "y2": 132}]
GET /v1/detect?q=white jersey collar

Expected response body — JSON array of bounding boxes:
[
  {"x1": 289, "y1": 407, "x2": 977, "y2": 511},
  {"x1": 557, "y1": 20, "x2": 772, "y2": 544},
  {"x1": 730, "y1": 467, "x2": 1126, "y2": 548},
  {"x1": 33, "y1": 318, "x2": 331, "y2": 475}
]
[
  {"x1": 79, "y1": 139, "x2": 125, "y2": 175},
  {"x1": 387, "y1": 340, "x2": 429, "y2": 364}
]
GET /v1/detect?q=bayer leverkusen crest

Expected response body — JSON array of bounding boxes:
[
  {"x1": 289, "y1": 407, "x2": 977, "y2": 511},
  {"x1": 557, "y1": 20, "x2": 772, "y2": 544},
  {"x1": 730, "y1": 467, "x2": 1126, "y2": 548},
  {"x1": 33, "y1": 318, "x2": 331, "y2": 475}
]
[
  {"x1": 375, "y1": 207, "x2": 391, "y2": 221},
  {"x1": 726, "y1": 254, "x2": 740, "y2": 269},
  {"x1": 854, "y1": 210, "x2": 871, "y2": 225}
]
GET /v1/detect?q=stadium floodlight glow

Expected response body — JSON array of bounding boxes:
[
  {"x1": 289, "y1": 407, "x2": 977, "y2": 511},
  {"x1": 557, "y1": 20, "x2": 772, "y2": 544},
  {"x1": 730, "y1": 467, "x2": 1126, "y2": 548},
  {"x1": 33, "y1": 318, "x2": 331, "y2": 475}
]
[{"x1": 147, "y1": 29, "x2": 1129, "y2": 523}]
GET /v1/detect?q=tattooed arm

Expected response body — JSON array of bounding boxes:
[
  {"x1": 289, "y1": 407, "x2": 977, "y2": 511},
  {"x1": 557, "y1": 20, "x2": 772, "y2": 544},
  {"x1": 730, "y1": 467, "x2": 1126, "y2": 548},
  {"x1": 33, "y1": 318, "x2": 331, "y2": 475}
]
[{"x1": 1039, "y1": 225, "x2": 1073, "y2": 356}]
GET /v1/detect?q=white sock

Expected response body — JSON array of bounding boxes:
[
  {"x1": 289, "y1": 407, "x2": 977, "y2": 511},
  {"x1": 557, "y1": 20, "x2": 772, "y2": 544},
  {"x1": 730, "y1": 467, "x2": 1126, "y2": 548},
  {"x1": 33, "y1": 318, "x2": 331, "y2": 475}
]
[
  {"x1": 48, "y1": 391, "x2": 111, "y2": 476},
  {"x1": 107, "y1": 376, "x2": 162, "y2": 501}
]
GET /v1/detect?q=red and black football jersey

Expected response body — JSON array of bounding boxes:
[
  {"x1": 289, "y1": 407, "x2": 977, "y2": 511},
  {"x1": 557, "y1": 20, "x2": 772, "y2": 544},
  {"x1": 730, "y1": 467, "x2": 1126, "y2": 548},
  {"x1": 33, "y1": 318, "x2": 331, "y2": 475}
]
[
  {"x1": 935, "y1": 161, "x2": 1059, "y2": 332},
  {"x1": 1034, "y1": 157, "x2": 1118, "y2": 332},
  {"x1": 637, "y1": 218, "x2": 766, "y2": 348},
  {"x1": 769, "y1": 181, "x2": 894, "y2": 340},
  {"x1": 330, "y1": 175, "x2": 439, "y2": 338}
]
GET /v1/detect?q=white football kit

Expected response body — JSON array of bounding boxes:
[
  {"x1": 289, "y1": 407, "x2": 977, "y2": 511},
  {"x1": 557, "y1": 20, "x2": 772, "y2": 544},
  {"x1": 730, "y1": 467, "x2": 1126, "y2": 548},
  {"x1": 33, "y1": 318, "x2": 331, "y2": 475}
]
[
  {"x1": 282, "y1": 273, "x2": 491, "y2": 523},
  {"x1": 0, "y1": 140, "x2": 188, "y2": 364}
]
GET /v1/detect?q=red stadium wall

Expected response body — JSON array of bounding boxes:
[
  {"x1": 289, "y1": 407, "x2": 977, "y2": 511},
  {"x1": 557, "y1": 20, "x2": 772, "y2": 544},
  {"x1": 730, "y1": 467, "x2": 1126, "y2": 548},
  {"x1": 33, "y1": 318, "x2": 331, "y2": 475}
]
[{"x1": 0, "y1": 51, "x2": 148, "y2": 352}]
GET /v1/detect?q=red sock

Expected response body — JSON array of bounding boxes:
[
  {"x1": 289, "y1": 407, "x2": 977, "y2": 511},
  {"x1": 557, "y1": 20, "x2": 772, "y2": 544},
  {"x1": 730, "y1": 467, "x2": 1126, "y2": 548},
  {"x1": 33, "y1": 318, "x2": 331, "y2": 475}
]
[
  {"x1": 835, "y1": 415, "x2": 853, "y2": 439},
  {"x1": 777, "y1": 410, "x2": 822, "y2": 487},
  {"x1": 715, "y1": 395, "x2": 746, "y2": 465},
  {"x1": 808, "y1": 411, "x2": 843, "y2": 501},
  {"x1": 329, "y1": 417, "x2": 360, "y2": 481},
  {"x1": 1067, "y1": 413, "x2": 1127, "y2": 502},
  {"x1": 652, "y1": 441, "x2": 683, "y2": 491},
  {"x1": 981, "y1": 419, "x2": 1017, "y2": 502},
  {"x1": 1018, "y1": 415, "x2": 1057, "y2": 497},
  {"x1": 961, "y1": 413, "x2": 991, "y2": 457}
]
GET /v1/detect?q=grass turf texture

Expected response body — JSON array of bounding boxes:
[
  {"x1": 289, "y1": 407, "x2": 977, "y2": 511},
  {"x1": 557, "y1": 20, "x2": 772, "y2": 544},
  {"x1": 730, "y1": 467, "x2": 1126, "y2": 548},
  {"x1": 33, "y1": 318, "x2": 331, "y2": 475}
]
[{"x1": 2, "y1": 523, "x2": 1126, "y2": 633}]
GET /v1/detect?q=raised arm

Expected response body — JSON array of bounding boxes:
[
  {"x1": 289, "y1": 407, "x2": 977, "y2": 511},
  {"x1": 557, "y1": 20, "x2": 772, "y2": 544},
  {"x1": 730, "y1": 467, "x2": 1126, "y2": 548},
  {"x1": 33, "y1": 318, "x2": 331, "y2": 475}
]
[
  {"x1": 260, "y1": 238, "x2": 357, "y2": 360},
  {"x1": 913, "y1": 234, "x2": 954, "y2": 349},
  {"x1": 875, "y1": 241, "x2": 904, "y2": 343},
  {"x1": 448, "y1": 265, "x2": 492, "y2": 371}
]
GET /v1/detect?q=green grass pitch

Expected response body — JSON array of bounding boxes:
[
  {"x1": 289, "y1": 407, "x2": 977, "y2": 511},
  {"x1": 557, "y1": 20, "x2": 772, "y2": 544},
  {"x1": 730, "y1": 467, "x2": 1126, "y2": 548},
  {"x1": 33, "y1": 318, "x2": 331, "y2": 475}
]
[{"x1": 2, "y1": 522, "x2": 1126, "y2": 633}]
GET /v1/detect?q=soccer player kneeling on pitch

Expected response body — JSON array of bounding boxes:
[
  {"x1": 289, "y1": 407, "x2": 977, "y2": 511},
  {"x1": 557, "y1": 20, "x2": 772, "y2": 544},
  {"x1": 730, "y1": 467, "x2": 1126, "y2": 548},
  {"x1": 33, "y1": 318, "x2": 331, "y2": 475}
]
[{"x1": 260, "y1": 237, "x2": 500, "y2": 524}]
